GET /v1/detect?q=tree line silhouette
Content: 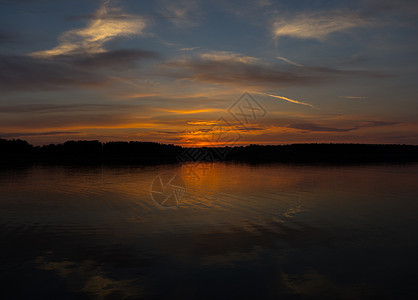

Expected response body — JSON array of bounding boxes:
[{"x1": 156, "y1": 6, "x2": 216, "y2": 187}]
[
  {"x1": 0, "y1": 139, "x2": 182, "y2": 164},
  {"x1": 226, "y1": 144, "x2": 418, "y2": 163},
  {"x1": 1, "y1": 138, "x2": 418, "y2": 165}
]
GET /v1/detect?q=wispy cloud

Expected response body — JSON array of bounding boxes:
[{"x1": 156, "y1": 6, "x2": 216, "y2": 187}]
[
  {"x1": 29, "y1": 0, "x2": 146, "y2": 57},
  {"x1": 200, "y1": 51, "x2": 259, "y2": 64},
  {"x1": 272, "y1": 11, "x2": 370, "y2": 40},
  {"x1": 180, "y1": 46, "x2": 200, "y2": 51},
  {"x1": 256, "y1": 92, "x2": 315, "y2": 108},
  {"x1": 160, "y1": 54, "x2": 385, "y2": 90},
  {"x1": 158, "y1": 0, "x2": 199, "y2": 27},
  {"x1": 187, "y1": 120, "x2": 221, "y2": 126},
  {"x1": 161, "y1": 58, "x2": 320, "y2": 88},
  {"x1": 258, "y1": 0, "x2": 271, "y2": 7},
  {"x1": 276, "y1": 56, "x2": 302, "y2": 67},
  {"x1": 339, "y1": 96, "x2": 367, "y2": 99}
]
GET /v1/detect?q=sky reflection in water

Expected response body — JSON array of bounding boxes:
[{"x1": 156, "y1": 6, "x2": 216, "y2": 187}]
[{"x1": 1, "y1": 163, "x2": 418, "y2": 299}]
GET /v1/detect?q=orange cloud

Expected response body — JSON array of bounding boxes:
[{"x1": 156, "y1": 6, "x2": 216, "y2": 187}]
[{"x1": 157, "y1": 108, "x2": 223, "y2": 114}]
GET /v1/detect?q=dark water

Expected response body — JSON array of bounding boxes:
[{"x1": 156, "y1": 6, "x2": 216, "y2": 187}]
[{"x1": 1, "y1": 163, "x2": 418, "y2": 299}]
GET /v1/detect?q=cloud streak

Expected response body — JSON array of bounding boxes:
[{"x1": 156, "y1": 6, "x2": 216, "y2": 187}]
[
  {"x1": 339, "y1": 96, "x2": 367, "y2": 100},
  {"x1": 158, "y1": 0, "x2": 200, "y2": 27},
  {"x1": 180, "y1": 47, "x2": 200, "y2": 51},
  {"x1": 160, "y1": 51, "x2": 386, "y2": 89},
  {"x1": 272, "y1": 11, "x2": 370, "y2": 40},
  {"x1": 277, "y1": 56, "x2": 302, "y2": 67},
  {"x1": 200, "y1": 51, "x2": 260, "y2": 64},
  {"x1": 161, "y1": 59, "x2": 321, "y2": 89},
  {"x1": 256, "y1": 92, "x2": 315, "y2": 108}
]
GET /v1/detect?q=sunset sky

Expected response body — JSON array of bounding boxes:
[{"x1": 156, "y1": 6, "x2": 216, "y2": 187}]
[{"x1": 1, "y1": 0, "x2": 418, "y2": 146}]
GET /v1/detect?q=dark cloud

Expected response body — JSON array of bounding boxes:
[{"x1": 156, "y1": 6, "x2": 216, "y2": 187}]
[
  {"x1": 288, "y1": 121, "x2": 401, "y2": 132},
  {"x1": 64, "y1": 13, "x2": 132, "y2": 21},
  {"x1": 360, "y1": 121, "x2": 401, "y2": 127},
  {"x1": 64, "y1": 11, "x2": 181, "y2": 22},
  {"x1": 0, "y1": 49, "x2": 159, "y2": 91},
  {"x1": 0, "y1": 112, "x2": 133, "y2": 129},
  {"x1": 0, "y1": 103, "x2": 131, "y2": 113},
  {"x1": 307, "y1": 66, "x2": 387, "y2": 78},
  {"x1": 0, "y1": 29, "x2": 18, "y2": 45},
  {"x1": 289, "y1": 123, "x2": 357, "y2": 132},
  {"x1": 0, "y1": 54, "x2": 107, "y2": 91},
  {"x1": 160, "y1": 58, "x2": 387, "y2": 89},
  {"x1": 238, "y1": 126, "x2": 265, "y2": 131},
  {"x1": 162, "y1": 60, "x2": 322, "y2": 88},
  {"x1": 155, "y1": 130, "x2": 186, "y2": 134},
  {"x1": 362, "y1": 0, "x2": 418, "y2": 16},
  {"x1": 69, "y1": 50, "x2": 160, "y2": 70},
  {"x1": 0, "y1": 131, "x2": 80, "y2": 138}
]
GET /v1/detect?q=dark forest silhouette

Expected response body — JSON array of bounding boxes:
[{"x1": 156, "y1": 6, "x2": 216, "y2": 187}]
[{"x1": 1, "y1": 138, "x2": 418, "y2": 165}]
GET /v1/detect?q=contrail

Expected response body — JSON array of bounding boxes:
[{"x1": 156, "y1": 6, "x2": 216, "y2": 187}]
[
  {"x1": 276, "y1": 56, "x2": 302, "y2": 67},
  {"x1": 256, "y1": 92, "x2": 315, "y2": 108},
  {"x1": 180, "y1": 47, "x2": 200, "y2": 51},
  {"x1": 339, "y1": 96, "x2": 367, "y2": 100}
]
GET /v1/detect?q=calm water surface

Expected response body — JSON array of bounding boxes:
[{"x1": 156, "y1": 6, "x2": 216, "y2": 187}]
[{"x1": 1, "y1": 163, "x2": 418, "y2": 299}]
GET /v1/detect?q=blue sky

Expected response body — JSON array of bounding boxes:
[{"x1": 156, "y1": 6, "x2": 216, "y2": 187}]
[{"x1": 1, "y1": 0, "x2": 418, "y2": 145}]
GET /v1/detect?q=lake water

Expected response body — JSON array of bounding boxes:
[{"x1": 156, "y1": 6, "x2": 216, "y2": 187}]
[{"x1": 1, "y1": 163, "x2": 418, "y2": 299}]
